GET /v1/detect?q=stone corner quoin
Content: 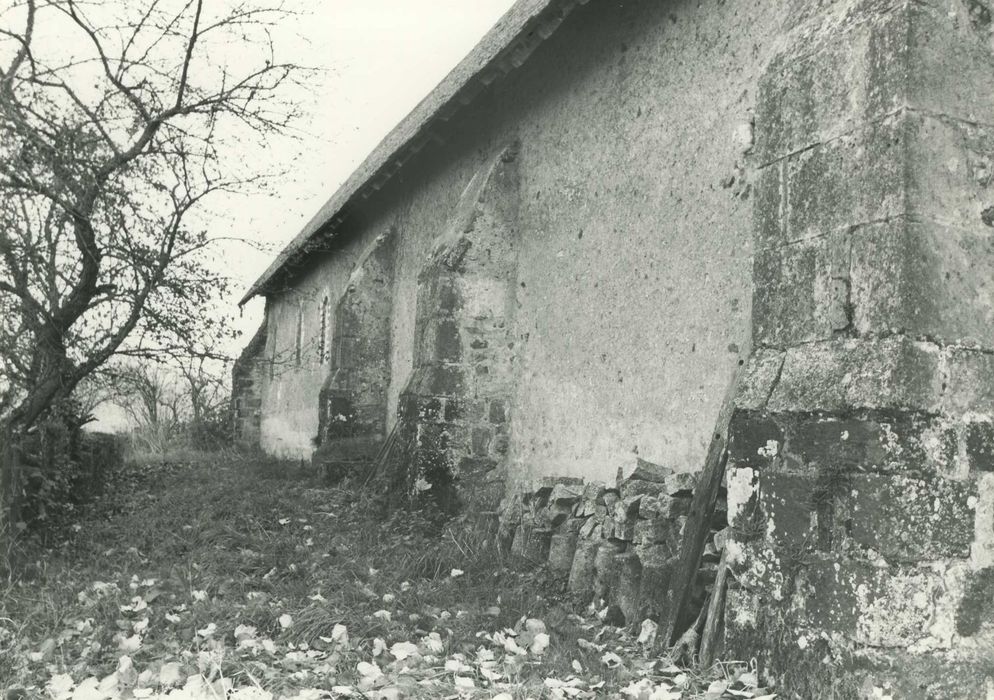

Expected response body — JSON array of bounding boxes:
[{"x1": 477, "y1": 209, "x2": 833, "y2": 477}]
[
  {"x1": 727, "y1": 0, "x2": 994, "y2": 695},
  {"x1": 231, "y1": 0, "x2": 994, "y2": 693}
]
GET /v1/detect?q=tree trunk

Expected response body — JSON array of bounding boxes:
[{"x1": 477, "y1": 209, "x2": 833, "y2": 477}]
[{"x1": 0, "y1": 420, "x2": 24, "y2": 571}]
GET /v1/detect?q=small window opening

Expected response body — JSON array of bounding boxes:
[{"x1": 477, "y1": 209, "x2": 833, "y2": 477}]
[
  {"x1": 295, "y1": 304, "x2": 304, "y2": 367},
  {"x1": 318, "y1": 296, "x2": 330, "y2": 363}
]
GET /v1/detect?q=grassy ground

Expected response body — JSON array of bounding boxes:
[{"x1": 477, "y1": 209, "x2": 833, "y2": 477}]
[{"x1": 0, "y1": 453, "x2": 771, "y2": 699}]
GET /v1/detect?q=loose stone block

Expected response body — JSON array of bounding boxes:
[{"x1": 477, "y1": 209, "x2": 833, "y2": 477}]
[
  {"x1": 633, "y1": 518, "x2": 680, "y2": 549},
  {"x1": 549, "y1": 482, "x2": 584, "y2": 507},
  {"x1": 578, "y1": 517, "x2": 600, "y2": 540},
  {"x1": 663, "y1": 472, "x2": 698, "y2": 497},
  {"x1": 568, "y1": 539, "x2": 599, "y2": 598},
  {"x1": 611, "y1": 517, "x2": 636, "y2": 542},
  {"x1": 613, "y1": 552, "x2": 643, "y2": 627},
  {"x1": 575, "y1": 498, "x2": 598, "y2": 517},
  {"x1": 619, "y1": 479, "x2": 672, "y2": 498},
  {"x1": 581, "y1": 482, "x2": 607, "y2": 505},
  {"x1": 547, "y1": 506, "x2": 571, "y2": 528},
  {"x1": 548, "y1": 532, "x2": 578, "y2": 574},
  {"x1": 562, "y1": 514, "x2": 585, "y2": 534},
  {"x1": 593, "y1": 540, "x2": 626, "y2": 601},
  {"x1": 616, "y1": 457, "x2": 672, "y2": 486},
  {"x1": 523, "y1": 528, "x2": 553, "y2": 562},
  {"x1": 599, "y1": 512, "x2": 617, "y2": 539},
  {"x1": 599, "y1": 489, "x2": 620, "y2": 509},
  {"x1": 614, "y1": 496, "x2": 641, "y2": 523},
  {"x1": 636, "y1": 545, "x2": 677, "y2": 622},
  {"x1": 638, "y1": 494, "x2": 691, "y2": 520},
  {"x1": 510, "y1": 523, "x2": 532, "y2": 559}
]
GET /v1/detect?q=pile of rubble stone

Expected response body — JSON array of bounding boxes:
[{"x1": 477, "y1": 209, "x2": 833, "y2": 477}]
[{"x1": 498, "y1": 459, "x2": 729, "y2": 633}]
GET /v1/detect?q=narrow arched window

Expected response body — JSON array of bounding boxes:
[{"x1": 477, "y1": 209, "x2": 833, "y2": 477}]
[
  {"x1": 269, "y1": 316, "x2": 278, "y2": 379},
  {"x1": 295, "y1": 304, "x2": 304, "y2": 367},
  {"x1": 318, "y1": 295, "x2": 330, "y2": 363}
]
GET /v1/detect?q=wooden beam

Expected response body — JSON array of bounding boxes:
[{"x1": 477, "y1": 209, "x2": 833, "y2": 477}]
[
  {"x1": 699, "y1": 547, "x2": 729, "y2": 666},
  {"x1": 664, "y1": 361, "x2": 744, "y2": 647}
]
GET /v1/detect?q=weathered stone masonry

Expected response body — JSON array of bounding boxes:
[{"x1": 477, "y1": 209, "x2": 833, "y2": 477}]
[
  {"x1": 232, "y1": 0, "x2": 994, "y2": 693},
  {"x1": 232, "y1": 320, "x2": 267, "y2": 448},
  {"x1": 498, "y1": 461, "x2": 722, "y2": 631},
  {"x1": 313, "y1": 229, "x2": 396, "y2": 479},
  {"x1": 724, "y1": 1, "x2": 994, "y2": 696},
  {"x1": 392, "y1": 146, "x2": 521, "y2": 511}
]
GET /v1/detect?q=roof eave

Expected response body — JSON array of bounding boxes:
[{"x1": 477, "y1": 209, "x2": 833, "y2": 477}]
[{"x1": 239, "y1": 0, "x2": 587, "y2": 305}]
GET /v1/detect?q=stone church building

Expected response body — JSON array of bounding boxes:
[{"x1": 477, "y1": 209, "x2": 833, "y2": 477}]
[{"x1": 233, "y1": 0, "x2": 994, "y2": 694}]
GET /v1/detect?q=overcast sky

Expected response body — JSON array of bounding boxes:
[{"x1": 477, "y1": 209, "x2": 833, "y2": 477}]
[
  {"x1": 73, "y1": 0, "x2": 518, "y2": 429},
  {"x1": 226, "y1": 0, "x2": 518, "y2": 338}
]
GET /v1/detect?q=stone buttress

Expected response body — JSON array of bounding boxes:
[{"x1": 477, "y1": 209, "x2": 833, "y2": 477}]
[
  {"x1": 313, "y1": 229, "x2": 397, "y2": 479},
  {"x1": 724, "y1": 1, "x2": 994, "y2": 696},
  {"x1": 231, "y1": 319, "x2": 268, "y2": 447},
  {"x1": 390, "y1": 145, "x2": 521, "y2": 512}
]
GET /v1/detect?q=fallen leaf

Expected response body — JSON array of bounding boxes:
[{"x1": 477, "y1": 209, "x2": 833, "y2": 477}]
[
  {"x1": 390, "y1": 641, "x2": 419, "y2": 661},
  {"x1": 530, "y1": 632, "x2": 550, "y2": 655},
  {"x1": 46, "y1": 673, "x2": 75, "y2": 700},
  {"x1": 118, "y1": 634, "x2": 142, "y2": 653},
  {"x1": 637, "y1": 619, "x2": 658, "y2": 646},
  {"x1": 601, "y1": 651, "x2": 624, "y2": 669}
]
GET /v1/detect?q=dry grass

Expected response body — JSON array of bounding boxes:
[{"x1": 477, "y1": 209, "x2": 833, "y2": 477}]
[{"x1": 0, "y1": 452, "x2": 765, "y2": 698}]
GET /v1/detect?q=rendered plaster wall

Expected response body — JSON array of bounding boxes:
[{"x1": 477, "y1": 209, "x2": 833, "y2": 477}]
[
  {"x1": 724, "y1": 0, "x2": 994, "y2": 695},
  {"x1": 495, "y1": 0, "x2": 778, "y2": 482},
  {"x1": 257, "y1": 237, "x2": 368, "y2": 458},
  {"x1": 256, "y1": 0, "x2": 782, "y2": 477}
]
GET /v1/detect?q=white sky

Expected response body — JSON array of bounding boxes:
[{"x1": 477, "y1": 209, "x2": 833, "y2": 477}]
[
  {"x1": 68, "y1": 0, "x2": 518, "y2": 430},
  {"x1": 225, "y1": 0, "x2": 518, "y2": 341}
]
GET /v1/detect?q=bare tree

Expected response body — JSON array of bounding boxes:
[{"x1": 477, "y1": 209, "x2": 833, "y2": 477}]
[
  {"x1": 67, "y1": 368, "x2": 116, "y2": 428},
  {"x1": 0, "y1": 0, "x2": 303, "y2": 530},
  {"x1": 110, "y1": 362, "x2": 178, "y2": 429}
]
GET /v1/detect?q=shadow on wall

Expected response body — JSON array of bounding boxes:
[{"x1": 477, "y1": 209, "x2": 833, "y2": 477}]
[
  {"x1": 355, "y1": 143, "x2": 522, "y2": 513},
  {"x1": 312, "y1": 228, "x2": 397, "y2": 481}
]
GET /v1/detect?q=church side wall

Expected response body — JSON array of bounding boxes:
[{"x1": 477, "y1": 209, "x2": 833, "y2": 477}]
[
  {"x1": 258, "y1": 0, "x2": 783, "y2": 478},
  {"x1": 258, "y1": 243, "x2": 367, "y2": 457}
]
